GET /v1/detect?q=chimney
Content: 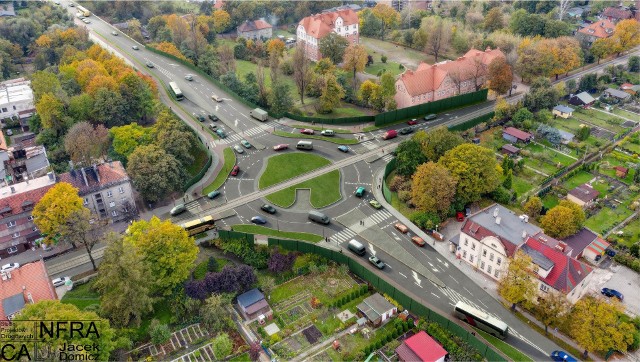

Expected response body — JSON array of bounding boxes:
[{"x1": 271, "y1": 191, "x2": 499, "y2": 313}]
[
  {"x1": 47, "y1": 171, "x2": 54, "y2": 181},
  {"x1": 24, "y1": 175, "x2": 29, "y2": 184},
  {"x1": 69, "y1": 160, "x2": 74, "y2": 170},
  {"x1": 493, "y1": 208, "x2": 499, "y2": 218},
  {"x1": 26, "y1": 292, "x2": 34, "y2": 304},
  {"x1": 485, "y1": 46, "x2": 492, "y2": 52},
  {"x1": 10, "y1": 186, "x2": 15, "y2": 194},
  {"x1": 522, "y1": 230, "x2": 528, "y2": 239},
  {"x1": 80, "y1": 167, "x2": 89, "y2": 187},
  {"x1": 495, "y1": 217, "x2": 501, "y2": 225},
  {"x1": 93, "y1": 164, "x2": 100, "y2": 183}
]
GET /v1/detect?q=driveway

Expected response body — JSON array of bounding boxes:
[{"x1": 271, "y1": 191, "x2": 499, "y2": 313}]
[{"x1": 588, "y1": 263, "x2": 640, "y2": 317}]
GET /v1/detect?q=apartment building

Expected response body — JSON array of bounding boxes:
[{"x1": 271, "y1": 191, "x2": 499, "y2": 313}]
[
  {"x1": 0, "y1": 78, "x2": 35, "y2": 128},
  {"x1": 297, "y1": 8, "x2": 359, "y2": 61}
]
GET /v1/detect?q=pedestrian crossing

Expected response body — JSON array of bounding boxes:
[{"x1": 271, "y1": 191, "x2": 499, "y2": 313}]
[
  {"x1": 361, "y1": 141, "x2": 380, "y2": 150},
  {"x1": 216, "y1": 126, "x2": 264, "y2": 144},
  {"x1": 381, "y1": 154, "x2": 394, "y2": 162},
  {"x1": 367, "y1": 209, "x2": 394, "y2": 225},
  {"x1": 330, "y1": 228, "x2": 357, "y2": 245}
]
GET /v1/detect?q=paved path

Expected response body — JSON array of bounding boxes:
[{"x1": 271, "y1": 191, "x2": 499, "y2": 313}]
[{"x1": 292, "y1": 327, "x2": 354, "y2": 362}]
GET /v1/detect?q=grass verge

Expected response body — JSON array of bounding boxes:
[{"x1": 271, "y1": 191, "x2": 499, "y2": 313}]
[
  {"x1": 291, "y1": 125, "x2": 353, "y2": 134},
  {"x1": 365, "y1": 61, "x2": 404, "y2": 77},
  {"x1": 266, "y1": 170, "x2": 341, "y2": 208},
  {"x1": 475, "y1": 330, "x2": 534, "y2": 362},
  {"x1": 203, "y1": 147, "x2": 236, "y2": 194},
  {"x1": 273, "y1": 130, "x2": 358, "y2": 145},
  {"x1": 231, "y1": 224, "x2": 323, "y2": 243},
  {"x1": 61, "y1": 279, "x2": 100, "y2": 311},
  {"x1": 259, "y1": 153, "x2": 331, "y2": 189},
  {"x1": 185, "y1": 144, "x2": 209, "y2": 178}
]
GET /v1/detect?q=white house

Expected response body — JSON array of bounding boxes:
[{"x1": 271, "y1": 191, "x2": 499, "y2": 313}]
[{"x1": 0, "y1": 78, "x2": 35, "y2": 128}]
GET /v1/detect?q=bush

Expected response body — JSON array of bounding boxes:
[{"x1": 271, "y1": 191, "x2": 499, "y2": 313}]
[
  {"x1": 149, "y1": 319, "x2": 171, "y2": 345},
  {"x1": 381, "y1": 55, "x2": 388, "y2": 63}
]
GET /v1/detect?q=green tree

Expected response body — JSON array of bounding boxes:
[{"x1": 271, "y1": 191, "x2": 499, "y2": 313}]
[
  {"x1": 512, "y1": 108, "x2": 534, "y2": 127},
  {"x1": 523, "y1": 196, "x2": 543, "y2": 218},
  {"x1": 125, "y1": 217, "x2": 198, "y2": 296},
  {"x1": 634, "y1": 166, "x2": 640, "y2": 184},
  {"x1": 126, "y1": 145, "x2": 183, "y2": 203},
  {"x1": 628, "y1": 56, "x2": 640, "y2": 73},
  {"x1": 576, "y1": 125, "x2": 591, "y2": 141},
  {"x1": 153, "y1": 111, "x2": 195, "y2": 166},
  {"x1": 483, "y1": 7, "x2": 504, "y2": 33},
  {"x1": 319, "y1": 74, "x2": 344, "y2": 113},
  {"x1": 379, "y1": 72, "x2": 397, "y2": 110},
  {"x1": 292, "y1": 44, "x2": 311, "y2": 104},
  {"x1": 591, "y1": 37, "x2": 614, "y2": 64},
  {"x1": 319, "y1": 33, "x2": 349, "y2": 65},
  {"x1": 534, "y1": 292, "x2": 570, "y2": 335},
  {"x1": 498, "y1": 250, "x2": 537, "y2": 311},
  {"x1": 503, "y1": 169, "x2": 513, "y2": 189},
  {"x1": 579, "y1": 73, "x2": 597, "y2": 92},
  {"x1": 570, "y1": 296, "x2": 635, "y2": 356},
  {"x1": 523, "y1": 77, "x2": 559, "y2": 112},
  {"x1": 395, "y1": 139, "x2": 427, "y2": 177},
  {"x1": 212, "y1": 333, "x2": 233, "y2": 359},
  {"x1": 31, "y1": 70, "x2": 63, "y2": 102},
  {"x1": 35, "y1": 93, "x2": 66, "y2": 134},
  {"x1": 269, "y1": 81, "x2": 293, "y2": 116},
  {"x1": 110, "y1": 123, "x2": 154, "y2": 160},
  {"x1": 93, "y1": 88, "x2": 125, "y2": 127},
  {"x1": 32, "y1": 182, "x2": 84, "y2": 246},
  {"x1": 149, "y1": 319, "x2": 172, "y2": 344},
  {"x1": 118, "y1": 72, "x2": 155, "y2": 123},
  {"x1": 411, "y1": 162, "x2": 457, "y2": 218},
  {"x1": 68, "y1": 93, "x2": 94, "y2": 123},
  {"x1": 342, "y1": 44, "x2": 368, "y2": 91},
  {"x1": 438, "y1": 144, "x2": 500, "y2": 203},
  {"x1": 413, "y1": 127, "x2": 464, "y2": 162},
  {"x1": 201, "y1": 294, "x2": 234, "y2": 333},
  {"x1": 94, "y1": 233, "x2": 154, "y2": 327}
]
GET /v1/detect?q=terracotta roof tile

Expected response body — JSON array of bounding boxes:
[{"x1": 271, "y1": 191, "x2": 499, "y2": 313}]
[
  {"x1": 602, "y1": 7, "x2": 633, "y2": 20},
  {"x1": 237, "y1": 19, "x2": 272, "y2": 33},
  {"x1": 57, "y1": 161, "x2": 129, "y2": 196},
  {"x1": 578, "y1": 19, "x2": 616, "y2": 38},
  {"x1": 0, "y1": 260, "x2": 57, "y2": 319},
  {"x1": 298, "y1": 9, "x2": 358, "y2": 39},
  {"x1": 0, "y1": 184, "x2": 54, "y2": 218},
  {"x1": 503, "y1": 127, "x2": 533, "y2": 141}
]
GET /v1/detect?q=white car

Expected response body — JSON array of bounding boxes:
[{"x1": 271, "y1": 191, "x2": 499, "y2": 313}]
[
  {"x1": 233, "y1": 145, "x2": 244, "y2": 154},
  {"x1": 52, "y1": 277, "x2": 72, "y2": 288},
  {"x1": 82, "y1": 18, "x2": 90, "y2": 24},
  {"x1": 185, "y1": 74, "x2": 194, "y2": 81},
  {"x1": 1, "y1": 263, "x2": 20, "y2": 273}
]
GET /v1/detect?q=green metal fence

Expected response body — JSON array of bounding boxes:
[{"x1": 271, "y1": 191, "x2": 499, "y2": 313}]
[
  {"x1": 448, "y1": 111, "x2": 495, "y2": 132},
  {"x1": 382, "y1": 157, "x2": 397, "y2": 203},
  {"x1": 284, "y1": 112, "x2": 373, "y2": 125},
  {"x1": 218, "y1": 229, "x2": 255, "y2": 244}
]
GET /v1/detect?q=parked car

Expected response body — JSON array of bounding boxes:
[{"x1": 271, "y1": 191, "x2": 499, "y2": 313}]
[
  {"x1": 300, "y1": 129, "x2": 315, "y2": 135},
  {"x1": 111, "y1": 31, "x2": 118, "y2": 36},
  {"x1": 1, "y1": 263, "x2": 20, "y2": 273},
  {"x1": 208, "y1": 114, "x2": 219, "y2": 121},
  {"x1": 337, "y1": 145, "x2": 350, "y2": 153},
  {"x1": 407, "y1": 119, "x2": 418, "y2": 125},
  {"x1": 424, "y1": 114, "x2": 437, "y2": 121},
  {"x1": 251, "y1": 216, "x2": 267, "y2": 225},
  {"x1": 550, "y1": 351, "x2": 578, "y2": 362},
  {"x1": 233, "y1": 145, "x2": 244, "y2": 154},
  {"x1": 411, "y1": 236, "x2": 426, "y2": 247},
  {"x1": 369, "y1": 199, "x2": 382, "y2": 209},
  {"x1": 456, "y1": 212, "x2": 465, "y2": 222},
  {"x1": 260, "y1": 204, "x2": 277, "y2": 214},
  {"x1": 52, "y1": 276, "x2": 71, "y2": 288},
  {"x1": 368, "y1": 256, "x2": 385, "y2": 269},
  {"x1": 241, "y1": 139, "x2": 252, "y2": 149},
  {"x1": 601, "y1": 288, "x2": 624, "y2": 301},
  {"x1": 184, "y1": 74, "x2": 194, "y2": 81},
  {"x1": 394, "y1": 223, "x2": 409, "y2": 233},
  {"x1": 131, "y1": 45, "x2": 139, "y2": 50},
  {"x1": 207, "y1": 190, "x2": 221, "y2": 199},
  {"x1": 170, "y1": 204, "x2": 186, "y2": 216},
  {"x1": 82, "y1": 18, "x2": 90, "y2": 24},
  {"x1": 273, "y1": 144, "x2": 289, "y2": 151},
  {"x1": 209, "y1": 123, "x2": 218, "y2": 130},
  {"x1": 399, "y1": 127, "x2": 414, "y2": 135},
  {"x1": 6, "y1": 129, "x2": 13, "y2": 136},
  {"x1": 230, "y1": 165, "x2": 239, "y2": 176}
]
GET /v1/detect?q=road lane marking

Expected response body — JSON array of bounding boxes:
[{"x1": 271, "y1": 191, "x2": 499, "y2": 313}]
[
  {"x1": 399, "y1": 272, "x2": 407, "y2": 278},
  {"x1": 431, "y1": 293, "x2": 440, "y2": 298},
  {"x1": 449, "y1": 275, "x2": 459, "y2": 284}
]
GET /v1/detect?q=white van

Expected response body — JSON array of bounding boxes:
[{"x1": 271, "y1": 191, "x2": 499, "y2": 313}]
[
  {"x1": 321, "y1": 129, "x2": 335, "y2": 136},
  {"x1": 296, "y1": 141, "x2": 313, "y2": 150}
]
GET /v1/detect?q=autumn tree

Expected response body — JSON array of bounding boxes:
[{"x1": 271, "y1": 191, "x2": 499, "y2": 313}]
[
  {"x1": 319, "y1": 73, "x2": 345, "y2": 113},
  {"x1": 498, "y1": 250, "x2": 537, "y2": 311},
  {"x1": 342, "y1": 44, "x2": 368, "y2": 91},
  {"x1": 126, "y1": 217, "x2": 198, "y2": 296},
  {"x1": 267, "y1": 38, "x2": 285, "y2": 58},
  {"x1": 534, "y1": 292, "x2": 570, "y2": 335},
  {"x1": 541, "y1": 200, "x2": 585, "y2": 239},
  {"x1": 212, "y1": 10, "x2": 231, "y2": 33},
  {"x1": 487, "y1": 57, "x2": 513, "y2": 95},
  {"x1": 523, "y1": 196, "x2": 543, "y2": 218},
  {"x1": 611, "y1": 19, "x2": 640, "y2": 54},
  {"x1": 110, "y1": 123, "x2": 154, "y2": 160},
  {"x1": 126, "y1": 145, "x2": 183, "y2": 203},
  {"x1": 94, "y1": 233, "x2": 154, "y2": 327},
  {"x1": 395, "y1": 139, "x2": 427, "y2": 177},
  {"x1": 591, "y1": 38, "x2": 614, "y2": 64},
  {"x1": 292, "y1": 44, "x2": 311, "y2": 104},
  {"x1": 58, "y1": 208, "x2": 106, "y2": 271},
  {"x1": 319, "y1": 33, "x2": 349, "y2": 65},
  {"x1": 358, "y1": 80, "x2": 380, "y2": 106},
  {"x1": 155, "y1": 41, "x2": 190, "y2": 62},
  {"x1": 483, "y1": 7, "x2": 504, "y2": 33},
  {"x1": 438, "y1": 144, "x2": 501, "y2": 204},
  {"x1": 413, "y1": 127, "x2": 464, "y2": 162},
  {"x1": 64, "y1": 122, "x2": 109, "y2": 167},
  {"x1": 33, "y1": 182, "x2": 84, "y2": 246},
  {"x1": 36, "y1": 93, "x2": 66, "y2": 135},
  {"x1": 550, "y1": 37, "x2": 582, "y2": 80},
  {"x1": 570, "y1": 296, "x2": 635, "y2": 356},
  {"x1": 424, "y1": 18, "x2": 450, "y2": 62},
  {"x1": 411, "y1": 162, "x2": 457, "y2": 218},
  {"x1": 371, "y1": 4, "x2": 400, "y2": 40}
]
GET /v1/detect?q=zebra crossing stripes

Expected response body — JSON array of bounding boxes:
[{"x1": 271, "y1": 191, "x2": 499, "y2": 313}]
[
  {"x1": 382, "y1": 154, "x2": 394, "y2": 162},
  {"x1": 331, "y1": 228, "x2": 357, "y2": 245},
  {"x1": 367, "y1": 210, "x2": 393, "y2": 225},
  {"x1": 361, "y1": 141, "x2": 379, "y2": 150}
]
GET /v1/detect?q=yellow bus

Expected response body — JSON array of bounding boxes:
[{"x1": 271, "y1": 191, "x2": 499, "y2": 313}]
[
  {"x1": 180, "y1": 215, "x2": 216, "y2": 236},
  {"x1": 76, "y1": 5, "x2": 91, "y2": 17}
]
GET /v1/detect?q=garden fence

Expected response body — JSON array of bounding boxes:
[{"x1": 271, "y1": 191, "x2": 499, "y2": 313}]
[{"x1": 218, "y1": 229, "x2": 256, "y2": 244}]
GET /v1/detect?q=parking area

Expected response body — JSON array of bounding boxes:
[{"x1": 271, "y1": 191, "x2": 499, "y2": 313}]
[{"x1": 589, "y1": 263, "x2": 640, "y2": 317}]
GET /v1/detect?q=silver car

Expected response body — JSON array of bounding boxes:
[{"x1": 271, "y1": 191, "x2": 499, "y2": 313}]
[{"x1": 233, "y1": 145, "x2": 244, "y2": 154}]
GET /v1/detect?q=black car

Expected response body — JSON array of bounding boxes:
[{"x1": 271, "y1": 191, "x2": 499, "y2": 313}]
[
  {"x1": 399, "y1": 127, "x2": 414, "y2": 135},
  {"x1": 260, "y1": 204, "x2": 277, "y2": 214},
  {"x1": 208, "y1": 114, "x2": 219, "y2": 121},
  {"x1": 196, "y1": 114, "x2": 205, "y2": 122}
]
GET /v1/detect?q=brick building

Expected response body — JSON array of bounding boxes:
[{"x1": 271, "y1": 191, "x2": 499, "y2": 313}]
[
  {"x1": 297, "y1": 8, "x2": 359, "y2": 61},
  {"x1": 0, "y1": 260, "x2": 58, "y2": 319}
]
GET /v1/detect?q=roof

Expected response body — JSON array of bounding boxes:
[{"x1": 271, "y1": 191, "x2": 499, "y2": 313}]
[
  {"x1": 620, "y1": 83, "x2": 634, "y2": 89},
  {"x1": 461, "y1": 204, "x2": 542, "y2": 257},
  {"x1": 0, "y1": 174, "x2": 56, "y2": 198},
  {"x1": 237, "y1": 288, "x2": 264, "y2": 308},
  {"x1": 0, "y1": 261, "x2": 57, "y2": 319},
  {"x1": 237, "y1": 19, "x2": 272, "y2": 33},
  {"x1": 503, "y1": 127, "x2": 533, "y2": 141},
  {"x1": 604, "y1": 88, "x2": 631, "y2": 99},
  {"x1": 524, "y1": 238, "x2": 593, "y2": 294},
  {"x1": 578, "y1": 20, "x2": 615, "y2": 39},
  {"x1": 614, "y1": 166, "x2": 629, "y2": 175},
  {"x1": 398, "y1": 47, "x2": 505, "y2": 97},
  {"x1": 531, "y1": 232, "x2": 573, "y2": 256},
  {"x1": 57, "y1": 161, "x2": 129, "y2": 196},
  {"x1": 585, "y1": 237, "x2": 609, "y2": 256},
  {"x1": 520, "y1": 243, "x2": 555, "y2": 270},
  {"x1": 501, "y1": 144, "x2": 520, "y2": 154},
  {"x1": 0, "y1": 182, "x2": 54, "y2": 218},
  {"x1": 244, "y1": 299, "x2": 270, "y2": 315},
  {"x1": 0, "y1": 78, "x2": 32, "y2": 106},
  {"x1": 602, "y1": 7, "x2": 633, "y2": 20},
  {"x1": 2, "y1": 293, "x2": 25, "y2": 317},
  {"x1": 568, "y1": 184, "x2": 600, "y2": 203},
  {"x1": 396, "y1": 331, "x2": 448, "y2": 362},
  {"x1": 357, "y1": 293, "x2": 395, "y2": 321},
  {"x1": 557, "y1": 129, "x2": 575, "y2": 141},
  {"x1": 563, "y1": 228, "x2": 598, "y2": 255},
  {"x1": 298, "y1": 8, "x2": 358, "y2": 39},
  {"x1": 573, "y1": 92, "x2": 596, "y2": 104},
  {"x1": 553, "y1": 105, "x2": 574, "y2": 113},
  {"x1": 0, "y1": 2, "x2": 15, "y2": 16}
]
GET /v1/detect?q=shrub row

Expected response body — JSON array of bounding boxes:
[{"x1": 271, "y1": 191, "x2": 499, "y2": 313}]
[
  {"x1": 329, "y1": 284, "x2": 368, "y2": 309},
  {"x1": 419, "y1": 320, "x2": 484, "y2": 362},
  {"x1": 614, "y1": 252, "x2": 640, "y2": 272},
  {"x1": 361, "y1": 319, "x2": 412, "y2": 356}
]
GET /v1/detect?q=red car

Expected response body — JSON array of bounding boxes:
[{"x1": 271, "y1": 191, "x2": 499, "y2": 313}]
[
  {"x1": 230, "y1": 165, "x2": 240, "y2": 176},
  {"x1": 407, "y1": 119, "x2": 418, "y2": 125},
  {"x1": 456, "y1": 211, "x2": 465, "y2": 222},
  {"x1": 273, "y1": 144, "x2": 289, "y2": 151},
  {"x1": 300, "y1": 129, "x2": 315, "y2": 135}
]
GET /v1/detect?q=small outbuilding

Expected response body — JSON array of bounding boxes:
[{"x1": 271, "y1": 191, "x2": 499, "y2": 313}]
[
  {"x1": 603, "y1": 88, "x2": 631, "y2": 102},
  {"x1": 569, "y1": 92, "x2": 596, "y2": 107},
  {"x1": 552, "y1": 105, "x2": 575, "y2": 119},
  {"x1": 356, "y1": 293, "x2": 396, "y2": 327},
  {"x1": 567, "y1": 184, "x2": 599, "y2": 207},
  {"x1": 557, "y1": 129, "x2": 575, "y2": 144},
  {"x1": 614, "y1": 166, "x2": 629, "y2": 178},
  {"x1": 502, "y1": 127, "x2": 533, "y2": 144},
  {"x1": 501, "y1": 144, "x2": 520, "y2": 156},
  {"x1": 237, "y1": 288, "x2": 272, "y2": 321},
  {"x1": 396, "y1": 331, "x2": 448, "y2": 362}
]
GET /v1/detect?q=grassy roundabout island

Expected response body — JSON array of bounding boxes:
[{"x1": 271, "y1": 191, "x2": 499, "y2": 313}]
[{"x1": 259, "y1": 153, "x2": 341, "y2": 208}]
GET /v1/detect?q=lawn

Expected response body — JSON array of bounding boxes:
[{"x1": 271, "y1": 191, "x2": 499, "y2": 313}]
[
  {"x1": 229, "y1": 353, "x2": 251, "y2": 362},
  {"x1": 235, "y1": 60, "x2": 297, "y2": 95},
  {"x1": 475, "y1": 330, "x2": 534, "y2": 362},
  {"x1": 619, "y1": 219, "x2": 640, "y2": 247},
  {"x1": 612, "y1": 108, "x2": 639, "y2": 121},
  {"x1": 585, "y1": 205, "x2": 634, "y2": 235},
  {"x1": 291, "y1": 125, "x2": 353, "y2": 134},
  {"x1": 541, "y1": 193, "x2": 560, "y2": 209},
  {"x1": 231, "y1": 224, "x2": 323, "y2": 243},
  {"x1": 185, "y1": 145, "x2": 209, "y2": 179},
  {"x1": 61, "y1": 279, "x2": 100, "y2": 310},
  {"x1": 297, "y1": 103, "x2": 369, "y2": 118},
  {"x1": 266, "y1": 170, "x2": 341, "y2": 208},
  {"x1": 563, "y1": 170, "x2": 596, "y2": 190},
  {"x1": 365, "y1": 61, "x2": 404, "y2": 77},
  {"x1": 572, "y1": 107, "x2": 625, "y2": 133},
  {"x1": 203, "y1": 147, "x2": 236, "y2": 194},
  {"x1": 512, "y1": 176, "x2": 535, "y2": 196},
  {"x1": 360, "y1": 37, "x2": 431, "y2": 68},
  {"x1": 523, "y1": 158, "x2": 559, "y2": 176},
  {"x1": 269, "y1": 267, "x2": 356, "y2": 304},
  {"x1": 598, "y1": 153, "x2": 637, "y2": 184},
  {"x1": 523, "y1": 143, "x2": 576, "y2": 167},
  {"x1": 621, "y1": 139, "x2": 640, "y2": 154},
  {"x1": 259, "y1": 153, "x2": 331, "y2": 189},
  {"x1": 273, "y1": 130, "x2": 359, "y2": 145}
]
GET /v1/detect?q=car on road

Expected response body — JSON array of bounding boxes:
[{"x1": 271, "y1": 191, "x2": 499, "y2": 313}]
[
  {"x1": 601, "y1": 288, "x2": 624, "y2": 301},
  {"x1": 145, "y1": 62, "x2": 154, "y2": 68},
  {"x1": 1, "y1": 263, "x2": 20, "y2": 273},
  {"x1": 240, "y1": 139, "x2": 252, "y2": 149},
  {"x1": 338, "y1": 145, "x2": 350, "y2": 153},
  {"x1": 208, "y1": 114, "x2": 219, "y2": 121},
  {"x1": 261, "y1": 204, "x2": 277, "y2": 214},
  {"x1": 251, "y1": 216, "x2": 267, "y2": 225},
  {"x1": 550, "y1": 351, "x2": 577, "y2": 362},
  {"x1": 82, "y1": 18, "x2": 91, "y2": 24},
  {"x1": 68, "y1": 2, "x2": 75, "y2": 6},
  {"x1": 207, "y1": 190, "x2": 221, "y2": 199},
  {"x1": 111, "y1": 31, "x2": 118, "y2": 36},
  {"x1": 411, "y1": 236, "x2": 426, "y2": 247},
  {"x1": 233, "y1": 145, "x2": 244, "y2": 154},
  {"x1": 216, "y1": 129, "x2": 226, "y2": 138},
  {"x1": 230, "y1": 165, "x2": 239, "y2": 176},
  {"x1": 208, "y1": 123, "x2": 218, "y2": 130},
  {"x1": 300, "y1": 129, "x2": 314, "y2": 135},
  {"x1": 52, "y1": 277, "x2": 72, "y2": 288},
  {"x1": 407, "y1": 119, "x2": 418, "y2": 125},
  {"x1": 368, "y1": 256, "x2": 385, "y2": 269},
  {"x1": 399, "y1": 127, "x2": 414, "y2": 135},
  {"x1": 170, "y1": 204, "x2": 186, "y2": 216},
  {"x1": 424, "y1": 114, "x2": 437, "y2": 121},
  {"x1": 132, "y1": 45, "x2": 139, "y2": 50},
  {"x1": 369, "y1": 199, "x2": 382, "y2": 209},
  {"x1": 273, "y1": 144, "x2": 289, "y2": 151},
  {"x1": 195, "y1": 114, "x2": 205, "y2": 122},
  {"x1": 321, "y1": 129, "x2": 335, "y2": 136},
  {"x1": 184, "y1": 74, "x2": 194, "y2": 81},
  {"x1": 394, "y1": 223, "x2": 409, "y2": 233},
  {"x1": 355, "y1": 186, "x2": 366, "y2": 198}
]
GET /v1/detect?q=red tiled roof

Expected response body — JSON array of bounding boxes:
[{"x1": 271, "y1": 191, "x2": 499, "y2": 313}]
[
  {"x1": 0, "y1": 260, "x2": 57, "y2": 319},
  {"x1": 620, "y1": 83, "x2": 634, "y2": 89},
  {"x1": 568, "y1": 184, "x2": 599, "y2": 203},
  {"x1": 502, "y1": 144, "x2": 520, "y2": 154},
  {"x1": 57, "y1": 161, "x2": 129, "y2": 196},
  {"x1": 578, "y1": 19, "x2": 616, "y2": 38},
  {"x1": 401, "y1": 331, "x2": 447, "y2": 362},
  {"x1": 298, "y1": 9, "x2": 358, "y2": 39},
  {"x1": 0, "y1": 184, "x2": 54, "y2": 218},
  {"x1": 237, "y1": 19, "x2": 272, "y2": 33},
  {"x1": 524, "y1": 238, "x2": 592, "y2": 294},
  {"x1": 503, "y1": 127, "x2": 533, "y2": 141},
  {"x1": 585, "y1": 237, "x2": 609, "y2": 256},
  {"x1": 613, "y1": 166, "x2": 629, "y2": 174},
  {"x1": 602, "y1": 7, "x2": 633, "y2": 20}
]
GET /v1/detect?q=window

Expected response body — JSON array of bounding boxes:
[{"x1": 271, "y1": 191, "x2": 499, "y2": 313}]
[
  {"x1": 106, "y1": 191, "x2": 113, "y2": 198},
  {"x1": 12, "y1": 232, "x2": 20, "y2": 238},
  {"x1": 482, "y1": 250, "x2": 487, "y2": 257},
  {"x1": 489, "y1": 253, "x2": 494, "y2": 261},
  {"x1": 1, "y1": 107, "x2": 6, "y2": 112},
  {"x1": 463, "y1": 251, "x2": 467, "y2": 258},
  {"x1": 481, "y1": 261, "x2": 485, "y2": 270},
  {"x1": 540, "y1": 284, "x2": 549, "y2": 293},
  {"x1": 494, "y1": 270, "x2": 499, "y2": 278},
  {"x1": 7, "y1": 221, "x2": 16, "y2": 228},
  {"x1": 27, "y1": 215, "x2": 34, "y2": 221},
  {"x1": 118, "y1": 186, "x2": 124, "y2": 194},
  {"x1": 7, "y1": 246, "x2": 18, "y2": 254},
  {"x1": 471, "y1": 243, "x2": 476, "y2": 250},
  {"x1": 464, "y1": 239, "x2": 468, "y2": 246},
  {"x1": 12, "y1": 105, "x2": 16, "y2": 110},
  {"x1": 111, "y1": 210, "x2": 118, "y2": 217},
  {"x1": 487, "y1": 265, "x2": 492, "y2": 274},
  {"x1": 109, "y1": 201, "x2": 115, "y2": 208},
  {"x1": 470, "y1": 256, "x2": 474, "y2": 263},
  {"x1": 83, "y1": 198, "x2": 89, "y2": 205},
  {"x1": 497, "y1": 257, "x2": 502, "y2": 266}
]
